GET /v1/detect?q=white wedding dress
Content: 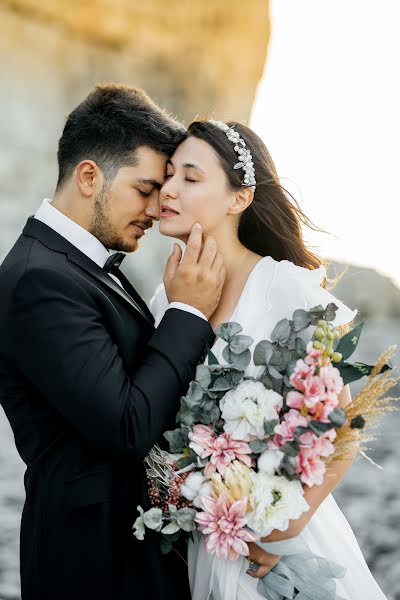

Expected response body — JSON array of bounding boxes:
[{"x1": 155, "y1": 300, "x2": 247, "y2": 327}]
[{"x1": 150, "y1": 256, "x2": 388, "y2": 600}]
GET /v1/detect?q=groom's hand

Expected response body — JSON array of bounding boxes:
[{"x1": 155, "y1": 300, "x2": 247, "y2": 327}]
[{"x1": 163, "y1": 223, "x2": 225, "y2": 319}]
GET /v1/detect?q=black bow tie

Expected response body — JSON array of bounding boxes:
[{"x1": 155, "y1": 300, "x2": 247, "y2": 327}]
[{"x1": 103, "y1": 252, "x2": 126, "y2": 274}]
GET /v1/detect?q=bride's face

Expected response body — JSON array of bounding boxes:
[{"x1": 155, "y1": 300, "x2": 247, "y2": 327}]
[{"x1": 159, "y1": 136, "x2": 235, "y2": 241}]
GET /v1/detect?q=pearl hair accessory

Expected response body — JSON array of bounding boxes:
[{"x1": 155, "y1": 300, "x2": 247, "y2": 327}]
[{"x1": 208, "y1": 119, "x2": 256, "y2": 192}]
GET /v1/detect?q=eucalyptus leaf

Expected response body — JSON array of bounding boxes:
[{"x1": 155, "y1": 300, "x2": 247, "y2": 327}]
[
  {"x1": 328, "y1": 407, "x2": 347, "y2": 427},
  {"x1": 249, "y1": 439, "x2": 266, "y2": 454},
  {"x1": 210, "y1": 370, "x2": 243, "y2": 392},
  {"x1": 161, "y1": 521, "x2": 181, "y2": 535},
  {"x1": 160, "y1": 536, "x2": 173, "y2": 554},
  {"x1": 324, "y1": 303, "x2": 339, "y2": 323},
  {"x1": 177, "y1": 508, "x2": 197, "y2": 532},
  {"x1": 271, "y1": 319, "x2": 292, "y2": 346},
  {"x1": 143, "y1": 507, "x2": 163, "y2": 531},
  {"x1": 293, "y1": 425, "x2": 310, "y2": 441},
  {"x1": 222, "y1": 346, "x2": 252, "y2": 370},
  {"x1": 207, "y1": 349, "x2": 219, "y2": 365},
  {"x1": 259, "y1": 373, "x2": 273, "y2": 389},
  {"x1": 335, "y1": 322, "x2": 364, "y2": 361},
  {"x1": 176, "y1": 406, "x2": 194, "y2": 427},
  {"x1": 254, "y1": 340, "x2": 274, "y2": 366},
  {"x1": 229, "y1": 334, "x2": 254, "y2": 354},
  {"x1": 268, "y1": 366, "x2": 283, "y2": 380},
  {"x1": 307, "y1": 305, "x2": 326, "y2": 325},
  {"x1": 183, "y1": 381, "x2": 203, "y2": 407},
  {"x1": 264, "y1": 418, "x2": 279, "y2": 436},
  {"x1": 209, "y1": 405, "x2": 221, "y2": 422},
  {"x1": 215, "y1": 322, "x2": 242, "y2": 342},
  {"x1": 277, "y1": 456, "x2": 300, "y2": 480},
  {"x1": 196, "y1": 364, "x2": 212, "y2": 388},
  {"x1": 292, "y1": 309, "x2": 311, "y2": 332},
  {"x1": 280, "y1": 441, "x2": 300, "y2": 457},
  {"x1": 294, "y1": 337, "x2": 307, "y2": 356},
  {"x1": 164, "y1": 428, "x2": 189, "y2": 453},
  {"x1": 309, "y1": 420, "x2": 334, "y2": 437},
  {"x1": 176, "y1": 454, "x2": 196, "y2": 470}
]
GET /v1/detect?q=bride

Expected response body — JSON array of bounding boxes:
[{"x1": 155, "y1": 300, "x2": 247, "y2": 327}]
[{"x1": 150, "y1": 119, "x2": 388, "y2": 599}]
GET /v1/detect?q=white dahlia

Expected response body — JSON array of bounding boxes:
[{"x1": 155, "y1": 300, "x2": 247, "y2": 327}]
[
  {"x1": 220, "y1": 381, "x2": 282, "y2": 441},
  {"x1": 247, "y1": 473, "x2": 309, "y2": 537}
]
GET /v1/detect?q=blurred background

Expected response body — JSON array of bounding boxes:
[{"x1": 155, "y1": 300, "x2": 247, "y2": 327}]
[{"x1": 0, "y1": 0, "x2": 399, "y2": 598}]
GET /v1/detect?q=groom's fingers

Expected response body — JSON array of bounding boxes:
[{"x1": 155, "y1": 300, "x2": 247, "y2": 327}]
[
  {"x1": 163, "y1": 243, "x2": 182, "y2": 283},
  {"x1": 198, "y1": 236, "x2": 217, "y2": 269},
  {"x1": 181, "y1": 223, "x2": 202, "y2": 267}
]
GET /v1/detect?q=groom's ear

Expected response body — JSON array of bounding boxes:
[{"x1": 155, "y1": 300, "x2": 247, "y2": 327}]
[
  {"x1": 227, "y1": 187, "x2": 254, "y2": 216},
  {"x1": 76, "y1": 160, "x2": 103, "y2": 198}
]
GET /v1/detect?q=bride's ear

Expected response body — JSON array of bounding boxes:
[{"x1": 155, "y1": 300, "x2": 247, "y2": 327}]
[{"x1": 227, "y1": 187, "x2": 254, "y2": 216}]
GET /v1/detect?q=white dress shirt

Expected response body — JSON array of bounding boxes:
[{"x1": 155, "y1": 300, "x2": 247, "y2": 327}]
[{"x1": 34, "y1": 198, "x2": 207, "y2": 322}]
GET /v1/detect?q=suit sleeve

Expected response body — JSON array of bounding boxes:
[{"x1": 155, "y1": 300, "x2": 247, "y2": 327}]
[{"x1": 9, "y1": 267, "x2": 214, "y2": 459}]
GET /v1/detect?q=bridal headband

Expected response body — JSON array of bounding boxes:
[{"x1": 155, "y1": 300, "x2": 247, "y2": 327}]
[{"x1": 208, "y1": 120, "x2": 256, "y2": 192}]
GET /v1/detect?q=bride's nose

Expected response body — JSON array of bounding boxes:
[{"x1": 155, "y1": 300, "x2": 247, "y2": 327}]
[{"x1": 160, "y1": 177, "x2": 178, "y2": 201}]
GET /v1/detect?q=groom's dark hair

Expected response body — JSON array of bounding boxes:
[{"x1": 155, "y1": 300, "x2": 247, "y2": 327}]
[{"x1": 56, "y1": 83, "x2": 184, "y2": 190}]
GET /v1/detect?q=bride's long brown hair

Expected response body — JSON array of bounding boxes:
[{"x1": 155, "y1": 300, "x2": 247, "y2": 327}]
[{"x1": 185, "y1": 120, "x2": 327, "y2": 273}]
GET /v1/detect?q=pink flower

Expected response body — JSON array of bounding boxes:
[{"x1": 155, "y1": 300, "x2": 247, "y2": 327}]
[
  {"x1": 296, "y1": 430, "x2": 336, "y2": 486},
  {"x1": 296, "y1": 448, "x2": 326, "y2": 487},
  {"x1": 319, "y1": 365, "x2": 344, "y2": 403},
  {"x1": 273, "y1": 409, "x2": 309, "y2": 446},
  {"x1": 189, "y1": 425, "x2": 252, "y2": 477},
  {"x1": 305, "y1": 341, "x2": 324, "y2": 367},
  {"x1": 289, "y1": 359, "x2": 315, "y2": 392},
  {"x1": 286, "y1": 390, "x2": 305, "y2": 410},
  {"x1": 195, "y1": 494, "x2": 258, "y2": 560},
  {"x1": 286, "y1": 375, "x2": 325, "y2": 411}
]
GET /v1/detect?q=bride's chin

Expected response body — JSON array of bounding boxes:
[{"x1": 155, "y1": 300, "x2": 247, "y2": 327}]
[{"x1": 159, "y1": 222, "x2": 190, "y2": 240}]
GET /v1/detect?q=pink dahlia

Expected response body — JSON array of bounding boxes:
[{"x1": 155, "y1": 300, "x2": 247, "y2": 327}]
[
  {"x1": 189, "y1": 425, "x2": 252, "y2": 477},
  {"x1": 195, "y1": 494, "x2": 258, "y2": 560}
]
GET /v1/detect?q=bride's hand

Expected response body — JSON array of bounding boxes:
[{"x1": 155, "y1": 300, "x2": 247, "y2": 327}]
[{"x1": 246, "y1": 541, "x2": 281, "y2": 578}]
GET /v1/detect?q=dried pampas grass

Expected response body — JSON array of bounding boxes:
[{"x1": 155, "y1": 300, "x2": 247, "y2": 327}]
[{"x1": 328, "y1": 345, "x2": 399, "y2": 464}]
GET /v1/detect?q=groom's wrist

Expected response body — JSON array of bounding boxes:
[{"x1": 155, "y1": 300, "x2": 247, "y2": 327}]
[{"x1": 168, "y1": 302, "x2": 208, "y2": 322}]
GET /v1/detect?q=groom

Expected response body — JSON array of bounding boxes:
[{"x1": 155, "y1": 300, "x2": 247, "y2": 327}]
[{"x1": 0, "y1": 84, "x2": 225, "y2": 600}]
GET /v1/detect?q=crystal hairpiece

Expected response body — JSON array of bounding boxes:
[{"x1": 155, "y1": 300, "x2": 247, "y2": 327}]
[{"x1": 208, "y1": 119, "x2": 256, "y2": 192}]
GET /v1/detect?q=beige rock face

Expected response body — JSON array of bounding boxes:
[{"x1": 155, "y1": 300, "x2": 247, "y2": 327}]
[{"x1": 0, "y1": 0, "x2": 270, "y2": 274}]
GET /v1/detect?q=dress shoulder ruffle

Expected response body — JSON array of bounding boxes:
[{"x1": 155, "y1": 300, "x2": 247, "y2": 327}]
[{"x1": 273, "y1": 259, "x2": 358, "y2": 327}]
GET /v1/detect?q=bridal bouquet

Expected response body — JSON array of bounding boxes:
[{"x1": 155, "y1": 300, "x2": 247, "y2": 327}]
[{"x1": 133, "y1": 303, "x2": 397, "y2": 561}]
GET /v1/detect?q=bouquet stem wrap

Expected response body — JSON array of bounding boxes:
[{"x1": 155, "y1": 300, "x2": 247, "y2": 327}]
[{"x1": 255, "y1": 536, "x2": 346, "y2": 600}]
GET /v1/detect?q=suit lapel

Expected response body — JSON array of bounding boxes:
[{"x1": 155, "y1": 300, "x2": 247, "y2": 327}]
[
  {"x1": 22, "y1": 217, "x2": 154, "y2": 326},
  {"x1": 114, "y1": 269, "x2": 155, "y2": 323}
]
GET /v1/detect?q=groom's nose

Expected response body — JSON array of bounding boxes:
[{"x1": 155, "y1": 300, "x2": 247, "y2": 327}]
[{"x1": 144, "y1": 192, "x2": 160, "y2": 221}]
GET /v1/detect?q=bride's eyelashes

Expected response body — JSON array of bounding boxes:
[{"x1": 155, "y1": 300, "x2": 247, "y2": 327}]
[{"x1": 164, "y1": 173, "x2": 197, "y2": 183}]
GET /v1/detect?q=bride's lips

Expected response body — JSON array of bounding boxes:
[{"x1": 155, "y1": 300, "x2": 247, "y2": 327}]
[{"x1": 160, "y1": 204, "x2": 180, "y2": 219}]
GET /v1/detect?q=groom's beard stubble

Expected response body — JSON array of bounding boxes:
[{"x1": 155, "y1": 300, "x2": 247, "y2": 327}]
[{"x1": 89, "y1": 187, "x2": 135, "y2": 253}]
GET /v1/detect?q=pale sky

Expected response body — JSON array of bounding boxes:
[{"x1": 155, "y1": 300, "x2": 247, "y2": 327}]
[{"x1": 250, "y1": 0, "x2": 399, "y2": 287}]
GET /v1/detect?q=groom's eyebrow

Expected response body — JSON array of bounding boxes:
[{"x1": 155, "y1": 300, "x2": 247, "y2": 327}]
[{"x1": 134, "y1": 177, "x2": 162, "y2": 190}]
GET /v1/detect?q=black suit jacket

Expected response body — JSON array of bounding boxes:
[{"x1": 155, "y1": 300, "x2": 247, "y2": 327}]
[{"x1": 0, "y1": 217, "x2": 214, "y2": 600}]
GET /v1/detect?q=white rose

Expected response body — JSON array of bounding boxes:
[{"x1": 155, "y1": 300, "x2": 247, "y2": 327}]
[
  {"x1": 257, "y1": 449, "x2": 284, "y2": 475},
  {"x1": 247, "y1": 473, "x2": 309, "y2": 537},
  {"x1": 180, "y1": 471, "x2": 207, "y2": 502},
  {"x1": 220, "y1": 381, "x2": 283, "y2": 441}
]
